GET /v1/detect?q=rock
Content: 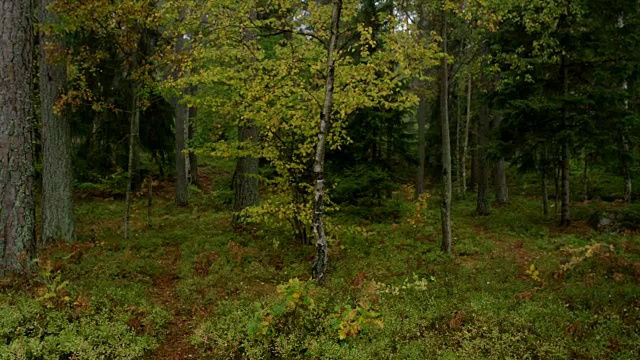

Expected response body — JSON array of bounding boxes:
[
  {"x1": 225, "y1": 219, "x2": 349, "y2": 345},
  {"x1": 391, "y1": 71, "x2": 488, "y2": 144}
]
[{"x1": 588, "y1": 211, "x2": 626, "y2": 233}]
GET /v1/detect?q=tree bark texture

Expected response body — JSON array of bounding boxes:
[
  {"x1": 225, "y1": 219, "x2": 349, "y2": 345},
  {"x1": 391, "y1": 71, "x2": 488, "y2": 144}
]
[
  {"x1": 312, "y1": 0, "x2": 341, "y2": 283},
  {"x1": 476, "y1": 103, "x2": 491, "y2": 216},
  {"x1": 233, "y1": 10, "x2": 260, "y2": 224},
  {"x1": 233, "y1": 125, "x2": 259, "y2": 223},
  {"x1": 462, "y1": 76, "x2": 472, "y2": 197},
  {"x1": 0, "y1": 0, "x2": 36, "y2": 274},
  {"x1": 492, "y1": 113, "x2": 508, "y2": 204},
  {"x1": 174, "y1": 97, "x2": 189, "y2": 206},
  {"x1": 560, "y1": 64, "x2": 571, "y2": 226},
  {"x1": 623, "y1": 135, "x2": 632, "y2": 203},
  {"x1": 455, "y1": 94, "x2": 461, "y2": 196},
  {"x1": 440, "y1": 9, "x2": 452, "y2": 253},
  {"x1": 40, "y1": 0, "x2": 76, "y2": 244},
  {"x1": 188, "y1": 98, "x2": 198, "y2": 187},
  {"x1": 541, "y1": 148, "x2": 549, "y2": 216},
  {"x1": 124, "y1": 95, "x2": 140, "y2": 239},
  {"x1": 415, "y1": 94, "x2": 428, "y2": 198}
]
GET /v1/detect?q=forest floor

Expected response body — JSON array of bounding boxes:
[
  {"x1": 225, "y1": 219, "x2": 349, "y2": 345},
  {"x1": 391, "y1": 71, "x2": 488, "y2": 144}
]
[{"x1": 1, "y1": 169, "x2": 640, "y2": 359}]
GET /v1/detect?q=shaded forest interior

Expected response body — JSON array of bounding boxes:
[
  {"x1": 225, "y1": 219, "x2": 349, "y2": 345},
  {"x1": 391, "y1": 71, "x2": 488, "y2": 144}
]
[{"x1": 1, "y1": 0, "x2": 640, "y2": 359}]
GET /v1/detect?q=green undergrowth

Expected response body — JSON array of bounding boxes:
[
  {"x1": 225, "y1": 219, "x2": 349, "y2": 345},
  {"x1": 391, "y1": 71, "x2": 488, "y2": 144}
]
[{"x1": 2, "y1": 173, "x2": 640, "y2": 358}]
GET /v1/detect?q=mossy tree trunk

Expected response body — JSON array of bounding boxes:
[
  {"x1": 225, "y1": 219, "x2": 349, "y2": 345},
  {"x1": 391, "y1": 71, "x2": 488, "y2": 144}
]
[
  {"x1": 0, "y1": 0, "x2": 36, "y2": 274},
  {"x1": 39, "y1": 0, "x2": 75, "y2": 244}
]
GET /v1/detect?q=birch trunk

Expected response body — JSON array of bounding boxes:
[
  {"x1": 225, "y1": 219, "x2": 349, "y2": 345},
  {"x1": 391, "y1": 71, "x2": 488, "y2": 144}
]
[{"x1": 312, "y1": 0, "x2": 342, "y2": 283}]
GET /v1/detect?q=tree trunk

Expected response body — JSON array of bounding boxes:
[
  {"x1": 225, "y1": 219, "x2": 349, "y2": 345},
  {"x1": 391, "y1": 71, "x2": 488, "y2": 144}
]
[
  {"x1": 39, "y1": 0, "x2": 75, "y2": 244},
  {"x1": 554, "y1": 160, "x2": 560, "y2": 216},
  {"x1": 124, "y1": 95, "x2": 140, "y2": 239},
  {"x1": 174, "y1": 96, "x2": 189, "y2": 206},
  {"x1": 560, "y1": 63, "x2": 571, "y2": 226},
  {"x1": 541, "y1": 148, "x2": 549, "y2": 216},
  {"x1": 462, "y1": 76, "x2": 471, "y2": 196},
  {"x1": 440, "y1": 8, "x2": 452, "y2": 253},
  {"x1": 312, "y1": 0, "x2": 342, "y2": 283},
  {"x1": 492, "y1": 113, "x2": 508, "y2": 204},
  {"x1": 455, "y1": 94, "x2": 461, "y2": 196},
  {"x1": 188, "y1": 97, "x2": 198, "y2": 187},
  {"x1": 476, "y1": 103, "x2": 491, "y2": 216},
  {"x1": 582, "y1": 152, "x2": 588, "y2": 201},
  {"x1": 470, "y1": 117, "x2": 479, "y2": 192},
  {"x1": 1, "y1": 0, "x2": 36, "y2": 274},
  {"x1": 415, "y1": 94, "x2": 428, "y2": 198},
  {"x1": 623, "y1": 135, "x2": 632, "y2": 203},
  {"x1": 232, "y1": 125, "x2": 259, "y2": 223}
]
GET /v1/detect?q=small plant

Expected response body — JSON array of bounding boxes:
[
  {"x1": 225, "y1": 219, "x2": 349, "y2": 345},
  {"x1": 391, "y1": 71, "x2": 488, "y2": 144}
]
[
  {"x1": 329, "y1": 302, "x2": 383, "y2": 340},
  {"x1": 34, "y1": 259, "x2": 72, "y2": 309}
]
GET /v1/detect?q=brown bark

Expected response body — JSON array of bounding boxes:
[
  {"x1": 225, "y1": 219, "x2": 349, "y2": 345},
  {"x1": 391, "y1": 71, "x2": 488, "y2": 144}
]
[
  {"x1": 1, "y1": 0, "x2": 36, "y2": 274},
  {"x1": 188, "y1": 99, "x2": 198, "y2": 187},
  {"x1": 492, "y1": 113, "x2": 508, "y2": 204},
  {"x1": 415, "y1": 95, "x2": 428, "y2": 198},
  {"x1": 312, "y1": 0, "x2": 342, "y2": 283},
  {"x1": 462, "y1": 76, "x2": 472, "y2": 196},
  {"x1": 40, "y1": 0, "x2": 75, "y2": 244},
  {"x1": 440, "y1": 8, "x2": 452, "y2": 253},
  {"x1": 174, "y1": 97, "x2": 189, "y2": 207},
  {"x1": 476, "y1": 103, "x2": 491, "y2": 216},
  {"x1": 124, "y1": 95, "x2": 140, "y2": 239},
  {"x1": 560, "y1": 63, "x2": 571, "y2": 226},
  {"x1": 232, "y1": 125, "x2": 259, "y2": 223}
]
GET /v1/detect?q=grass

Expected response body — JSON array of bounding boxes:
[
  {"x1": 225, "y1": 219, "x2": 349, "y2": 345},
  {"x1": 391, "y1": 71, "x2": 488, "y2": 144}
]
[{"x1": 1, "y1": 164, "x2": 640, "y2": 359}]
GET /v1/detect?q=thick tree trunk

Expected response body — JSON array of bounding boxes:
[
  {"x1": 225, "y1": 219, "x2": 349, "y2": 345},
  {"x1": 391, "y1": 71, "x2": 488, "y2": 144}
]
[
  {"x1": 462, "y1": 76, "x2": 471, "y2": 196},
  {"x1": 476, "y1": 103, "x2": 491, "y2": 216},
  {"x1": 124, "y1": 95, "x2": 140, "y2": 239},
  {"x1": 440, "y1": 9, "x2": 452, "y2": 253},
  {"x1": 174, "y1": 97, "x2": 189, "y2": 206},
  {"x1": 470, "y1": 118, "x2": 479, "y2": 192},
  {"x1": 492, "y1": 113, "x2": 508, "y2": 204},
  {"x1": 0, "y1": 0, "x2": 36, "y2": 274},
  {"x1": 40, "y1": 0, "x2": 75, "y2": 244},
  {"x1": 232, "y1": 125, "x2": 259, "y2": 223},
  {"x1": 415, "y1": 94, "x2": 428, "y2": 198},
  {"x1": 312, "y1": 0, "x2": 341, "y2": 283}
]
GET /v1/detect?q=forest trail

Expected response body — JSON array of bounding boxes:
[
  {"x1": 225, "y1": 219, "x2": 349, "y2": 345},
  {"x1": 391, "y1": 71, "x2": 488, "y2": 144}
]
[{"x1": 147, "y1": 243, "x2": 200, "y2": 359}]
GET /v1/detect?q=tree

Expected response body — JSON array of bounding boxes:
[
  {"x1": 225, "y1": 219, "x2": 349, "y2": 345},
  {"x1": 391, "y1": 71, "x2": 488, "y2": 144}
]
[
  {"x1": 0, "y1": 0, "x2": 36, "y2": 274},
  {"x1": 40, "y1": 0, "x2": 76, "y2": 244},
  {"x1": 440, "y1": 4, "x2": 453, "y2": 252}
]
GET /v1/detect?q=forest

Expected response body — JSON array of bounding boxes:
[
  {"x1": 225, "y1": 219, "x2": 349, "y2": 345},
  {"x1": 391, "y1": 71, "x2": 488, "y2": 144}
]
[{"x1": 1, "y1": 0, "x2": 639, "y2": 358}]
